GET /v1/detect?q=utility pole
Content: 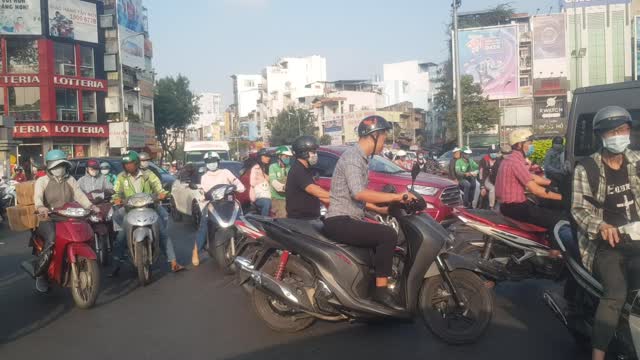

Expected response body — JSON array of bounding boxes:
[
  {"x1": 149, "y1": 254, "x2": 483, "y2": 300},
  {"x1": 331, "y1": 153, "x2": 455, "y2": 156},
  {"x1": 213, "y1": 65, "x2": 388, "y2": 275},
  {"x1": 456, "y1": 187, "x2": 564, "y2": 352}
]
[{"x1": 452, "y1": 0, "x2": 464, "y2": 147}]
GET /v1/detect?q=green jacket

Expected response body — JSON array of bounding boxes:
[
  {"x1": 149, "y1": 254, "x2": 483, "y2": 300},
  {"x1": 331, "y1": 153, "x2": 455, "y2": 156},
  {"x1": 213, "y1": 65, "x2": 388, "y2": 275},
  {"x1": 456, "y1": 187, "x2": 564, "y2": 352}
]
[
  {"x1": 455, "y1": 158, "x2": 479, "y2": 180},
  {"x1": 268, "y1": 162, "x2": 289, "y2": 200},
  {"x1": 105, "y1": 173, "x2": 117, "y2": 186},
  {"x1": 113, "y1": 169, "x2": 167, "y2": 201}
]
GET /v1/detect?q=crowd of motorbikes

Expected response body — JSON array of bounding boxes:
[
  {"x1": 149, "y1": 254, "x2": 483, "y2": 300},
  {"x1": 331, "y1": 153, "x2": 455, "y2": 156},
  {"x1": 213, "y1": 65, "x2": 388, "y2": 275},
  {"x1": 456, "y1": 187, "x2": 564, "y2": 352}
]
[{"x1": 7, "y1": 162, "x2": 640, "y2": 358}]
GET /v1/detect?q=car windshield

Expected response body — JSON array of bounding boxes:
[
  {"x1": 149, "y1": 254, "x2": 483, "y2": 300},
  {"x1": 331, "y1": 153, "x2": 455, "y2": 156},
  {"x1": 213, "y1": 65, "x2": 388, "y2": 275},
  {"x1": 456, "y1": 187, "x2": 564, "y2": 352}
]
[{"x1": 369, "y1": 155, "x2": 406, "y2": 174}]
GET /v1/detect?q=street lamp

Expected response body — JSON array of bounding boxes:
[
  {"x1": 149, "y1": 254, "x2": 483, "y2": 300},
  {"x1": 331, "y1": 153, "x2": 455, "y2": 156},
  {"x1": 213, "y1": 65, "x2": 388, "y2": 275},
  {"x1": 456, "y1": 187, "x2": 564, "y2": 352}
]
[{"x1": 452, "y1": 0, "x2": 464, "y2": 147}]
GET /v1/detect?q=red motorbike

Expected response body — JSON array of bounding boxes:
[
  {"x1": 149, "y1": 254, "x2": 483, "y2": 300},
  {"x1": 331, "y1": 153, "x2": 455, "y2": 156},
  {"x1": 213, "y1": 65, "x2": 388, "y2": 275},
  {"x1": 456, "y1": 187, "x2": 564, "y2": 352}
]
[
  {"x1": 21, "y1": 203, "x2": 101, "y2": 309},
  {"x1": 86, "y1": 190, "x2": 115, "y2": 266}
]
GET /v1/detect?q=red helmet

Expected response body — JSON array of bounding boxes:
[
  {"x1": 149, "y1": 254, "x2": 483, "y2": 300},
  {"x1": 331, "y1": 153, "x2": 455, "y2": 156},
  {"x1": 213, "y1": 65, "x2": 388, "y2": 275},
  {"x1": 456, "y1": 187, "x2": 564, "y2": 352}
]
[{"x1": 87, "y1": 159, "x2": 100, "y2": 169}]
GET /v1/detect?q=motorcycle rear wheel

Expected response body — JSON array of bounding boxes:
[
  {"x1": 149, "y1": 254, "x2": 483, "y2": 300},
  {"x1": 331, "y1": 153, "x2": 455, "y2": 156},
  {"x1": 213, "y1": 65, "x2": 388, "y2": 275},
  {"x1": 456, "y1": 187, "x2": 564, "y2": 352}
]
[
  {"x1": 96, "y1": 234, "x2": 110, "y2": 266},
  {"x1": 135, "y1": 241, "x2": 152, "y2": 286},
  {"x1": 170, "y1": 198, "x2": 182, "y2": 222},
  {"x1": 251, "y1": 256, "x2": 315, "y2": 333},
  {"x1": 420, "y1": 269, "x2": 493, "y2": 344},
  {"x1": 70, "y1": 257, "x2": 100, "y2": 309}
]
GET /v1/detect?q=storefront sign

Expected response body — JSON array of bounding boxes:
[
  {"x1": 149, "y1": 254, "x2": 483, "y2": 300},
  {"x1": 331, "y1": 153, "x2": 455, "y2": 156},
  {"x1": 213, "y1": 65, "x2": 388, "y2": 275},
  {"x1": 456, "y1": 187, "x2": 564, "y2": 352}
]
[
  {"x1": 53, "y1": 75, "x2": 107, "y2": 91},
  {"x1": 533, "y1": 97, "x2": 567, "y2": 136},
  {"x1": 13, "y1": 123, "x2": 109, "y2": 138},
  {"x1": 0, "y1": 75, "x2": 41, "y2": 86}
]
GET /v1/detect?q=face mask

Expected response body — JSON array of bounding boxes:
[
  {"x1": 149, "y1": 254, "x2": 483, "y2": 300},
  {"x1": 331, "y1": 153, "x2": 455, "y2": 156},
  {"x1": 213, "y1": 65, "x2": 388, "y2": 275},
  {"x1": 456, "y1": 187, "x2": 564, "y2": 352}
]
[
  {"x1": 552, "y1": 144, "x2": 564, "y2": 151},
  {"x1": 88, "y1": 169, "x2": 99, "y2": 177},
  {"x1": 282, "y1": 157, "x2": 290, "y2": 166},
  {"x1": 140, "y1": 161, "x2": 150, "y2": 169},
  {"x1": 308, "y1": 152, "x2": 318, "y2": 166},
  {"x1": 603, "y1": 135, "x2": 630, "y2": 154},
  {"x1": 462, "y1": 154, "x2": 470, "y2": 159},
  {"x1": 50, "y1": 167, "x2": 66, "y2": 178},
  {"x1": 525, "y1": 144, "x2": 535, "y2": 157},
  {"x1": 206, "y1": 162, "x2": 219, "y2": 171},
  {"x1": 489, "y1": 153, "x2": 498, "y2": 159},
  {"x1": 101, "y1": 169, "x2": 110, "y2": 175}
]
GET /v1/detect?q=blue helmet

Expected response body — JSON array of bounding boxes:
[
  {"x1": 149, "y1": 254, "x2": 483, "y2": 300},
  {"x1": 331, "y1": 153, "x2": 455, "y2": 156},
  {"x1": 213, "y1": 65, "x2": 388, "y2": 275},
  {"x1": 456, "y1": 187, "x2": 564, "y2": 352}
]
[{"x1": 45, "y1": 149, "x2": 71, "y2": 170}]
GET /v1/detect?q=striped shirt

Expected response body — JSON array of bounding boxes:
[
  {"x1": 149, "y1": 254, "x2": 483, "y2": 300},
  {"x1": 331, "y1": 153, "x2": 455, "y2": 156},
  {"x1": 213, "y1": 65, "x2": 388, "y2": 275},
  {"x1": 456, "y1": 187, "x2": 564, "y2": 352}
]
[{"x1": 326, "y1": 145, "x2": 368, "y2": 219}]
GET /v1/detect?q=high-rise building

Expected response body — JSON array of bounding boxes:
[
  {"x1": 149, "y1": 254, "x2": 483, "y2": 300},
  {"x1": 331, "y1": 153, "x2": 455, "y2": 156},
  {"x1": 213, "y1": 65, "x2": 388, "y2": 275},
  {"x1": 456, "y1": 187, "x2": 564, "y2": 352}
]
[
  {"x1": 382, "y1": 60, "x2": 433, "y2": 111},
  {"x1": 195, "y1": 93, "x2": 223, "y2": 128}
]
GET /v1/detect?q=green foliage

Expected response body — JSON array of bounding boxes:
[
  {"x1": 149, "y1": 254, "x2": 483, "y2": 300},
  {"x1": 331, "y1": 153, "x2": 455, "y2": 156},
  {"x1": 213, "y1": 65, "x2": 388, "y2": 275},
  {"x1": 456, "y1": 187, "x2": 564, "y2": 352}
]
[
  {"x1": 530, "y1": 139, "x2": 552, "y2": 165},
  {"x1": 319, "y1": 134, "x2": 333, "y2": 146},
  {"x1": 268, "y1": 107, "x2": 317, "y2": 146},
  {"x1": 458, "y1": 4, "x2": 515, "y2": 29}
]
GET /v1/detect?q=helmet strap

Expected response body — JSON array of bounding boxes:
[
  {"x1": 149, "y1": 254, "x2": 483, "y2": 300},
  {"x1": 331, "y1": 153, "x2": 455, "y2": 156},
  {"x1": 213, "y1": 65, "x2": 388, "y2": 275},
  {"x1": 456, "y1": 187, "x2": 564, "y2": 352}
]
[{"x1": 370, "y1": 133, "x2": 379, "y2": 159}]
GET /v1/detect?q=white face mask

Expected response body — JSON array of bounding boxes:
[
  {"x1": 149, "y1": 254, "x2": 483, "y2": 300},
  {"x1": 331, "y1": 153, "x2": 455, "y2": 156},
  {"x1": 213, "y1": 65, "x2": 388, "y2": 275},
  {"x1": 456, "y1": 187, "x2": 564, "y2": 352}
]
[
  {"x1": 101, "y1": 169, "x2": 110, "y2": 175},
  {"x1": 308, "y1": 152, "x2": 318, "y2": 166},
  {"x1": 206, "y1": 162, "x2": 219, "y2": 171},
  {"x1": 50, "y1": 167, "x2": 66, "y2": 178},
  {"x1": 88, "y1": 168, "x2": 99, "y2": 177},
  {"x1": 603, "y1": 135, "x2": 631, "y2": 154},
  {"x1": 140, "y1": 161, "x2": 150, "y2": 169}
]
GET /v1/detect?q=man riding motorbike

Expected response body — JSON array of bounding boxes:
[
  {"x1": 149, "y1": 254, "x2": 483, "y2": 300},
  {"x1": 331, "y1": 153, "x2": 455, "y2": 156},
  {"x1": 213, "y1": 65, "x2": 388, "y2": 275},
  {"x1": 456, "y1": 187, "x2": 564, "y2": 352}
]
[
  {"x1": 269, "y1": 146, "x2": 292, "y2": 218},
  {"x1": 78, "y1": 159, "x2": 113, "y2": 194},
  {"x1": 285, "y1": 136, "x2": 330, "y2": 220},
  {"x1": 478, "y1": 145, "x2": 499, "y2": 210},
  {"x1": 455, "y1": 146, "x2": 479, "y2": 208},
  {"x1": 100, "y1": 162, "x2": 117, "y2": 186},
  {"x1": 32, "y1": 149, "x2": 98, "y2": 292},
  {"x1": 448, "y1": 147, "x2": 461, "y2": 180},
  {"x1": 571, "y1": 106, "x2": 640, "y2": 360},
  {"x1": 192, "y1": 151, "x2": 245, "y2": 266},
  {"x1": 323, "y1": 115, "x2": 415, "y2": 310},
  {"x1": 111, "y1": 151, "x2": 184, "y2": 274}
]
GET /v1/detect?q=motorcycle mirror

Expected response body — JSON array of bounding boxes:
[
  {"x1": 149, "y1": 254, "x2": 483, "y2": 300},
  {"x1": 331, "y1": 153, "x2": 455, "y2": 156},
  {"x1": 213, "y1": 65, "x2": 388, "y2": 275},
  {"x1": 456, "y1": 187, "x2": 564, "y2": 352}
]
[{"x1": 410, "y1": 163, "x2": 421, "y2": 190}]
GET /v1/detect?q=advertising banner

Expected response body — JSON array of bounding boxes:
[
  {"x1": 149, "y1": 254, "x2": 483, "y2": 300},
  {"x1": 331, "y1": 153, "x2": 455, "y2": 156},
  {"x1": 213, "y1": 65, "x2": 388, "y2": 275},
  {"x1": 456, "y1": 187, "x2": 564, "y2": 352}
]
[
  {"x1": 563, "y1": 0, "x2": 629, "y2": 8},
  {"x1": 532, "y1": 14, "x2": 567, "y2": 80},
  {"x1": 458, "y1": 25, "x2": 519, "y2": 100},
  {"x1": 48, "y1": 0, "x2": 98, "y2": 43},
  {"x1": 322, "y1": 116, "x2": 344, "y2": 145},
  {"x1": 119, "y1": 26, "x2": 145, "y2": 69},
  {"x1": 0, "y1": 0, "x2": 41, "y2": 35},
  {"x1": 118, "y1": 0, "x2": 145, "y2": 33},
  {"x1": 533, "y1": 96, "x2": 567, "y2": 136}
]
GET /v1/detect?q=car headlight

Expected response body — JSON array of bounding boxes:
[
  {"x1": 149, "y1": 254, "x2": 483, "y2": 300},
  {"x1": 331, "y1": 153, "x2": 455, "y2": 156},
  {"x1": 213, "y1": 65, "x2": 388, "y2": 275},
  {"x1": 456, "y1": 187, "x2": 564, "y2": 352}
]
[
  {"x1": 127, "y1": 193, "x2": 154, "y2": 208},
  {"x1": 410, "y1": 185, "x2": 439, "y2": 197}
]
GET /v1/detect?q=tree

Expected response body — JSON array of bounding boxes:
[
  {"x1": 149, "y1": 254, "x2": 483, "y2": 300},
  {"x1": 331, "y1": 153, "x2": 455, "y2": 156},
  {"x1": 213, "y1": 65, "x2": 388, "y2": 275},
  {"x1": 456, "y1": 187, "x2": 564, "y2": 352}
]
[
  {"x1": 154, "y1": 75, "x2": 200, "y2": 163},
  {"x1": 267, "y1": 107, "x2": 317, "y2": 146},
  {"x1": 319, "y1": 134, "x2": 332, "y2": 146}
]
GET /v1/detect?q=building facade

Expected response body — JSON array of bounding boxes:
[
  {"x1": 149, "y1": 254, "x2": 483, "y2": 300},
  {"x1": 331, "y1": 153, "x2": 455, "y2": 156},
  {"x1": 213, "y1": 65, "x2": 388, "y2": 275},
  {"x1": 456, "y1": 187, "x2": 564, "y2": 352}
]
[{"x1": 382, "y1": 60, "x2": 432, "y2": 111}]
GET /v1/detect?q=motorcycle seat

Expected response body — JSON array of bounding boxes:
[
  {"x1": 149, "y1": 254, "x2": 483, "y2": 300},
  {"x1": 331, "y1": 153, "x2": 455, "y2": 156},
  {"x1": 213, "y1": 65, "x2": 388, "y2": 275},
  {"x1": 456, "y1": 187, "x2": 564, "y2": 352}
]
[
  {"x1": 274, "y1": 218, "x2": 373, "y2": 265},
  {"x1": 459, "y1": 209, "x2": 548, "y2": 233}
]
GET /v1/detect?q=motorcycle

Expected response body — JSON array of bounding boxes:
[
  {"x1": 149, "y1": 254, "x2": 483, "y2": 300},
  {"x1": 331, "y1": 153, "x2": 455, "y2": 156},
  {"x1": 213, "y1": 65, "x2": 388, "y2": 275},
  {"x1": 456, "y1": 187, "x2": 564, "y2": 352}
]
[
  {"x1": 203, "y1": 184, "x2": 266, "y2": 274},
  {"x1": 120, "y1": 193, "x2": 163, "y2": 286},
  {"x1": 236, "y1": 165, "x2": 494, "y2": 344},
  {"x1": 453, "y1": 208, "x2": 563, "y2": 282},
  {"x1": 544, "y1": 221, "x2": 640, "y2": 359},
  {"x1": 86, "y1": 190, "x2": 115, "y2": 266},
  {"x1": 20, "y1": 203, "x2": 101, "y2": 309},
  {"x1": 0, "y1": 178, "x2": 16, "y2": 222}
]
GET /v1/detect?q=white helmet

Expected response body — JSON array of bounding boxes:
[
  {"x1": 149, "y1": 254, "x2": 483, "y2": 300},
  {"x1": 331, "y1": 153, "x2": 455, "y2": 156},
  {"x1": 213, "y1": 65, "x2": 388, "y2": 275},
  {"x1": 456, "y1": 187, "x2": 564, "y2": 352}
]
[
  {"x1": 509, "y1": 129, "x2": 533, "y2": 146},
  {"x1": 203, "y1": 151, "x2": 220, "y2": 163},
  {"x1": 397, "y1": 150, "x2": 407, "y2": 157}
]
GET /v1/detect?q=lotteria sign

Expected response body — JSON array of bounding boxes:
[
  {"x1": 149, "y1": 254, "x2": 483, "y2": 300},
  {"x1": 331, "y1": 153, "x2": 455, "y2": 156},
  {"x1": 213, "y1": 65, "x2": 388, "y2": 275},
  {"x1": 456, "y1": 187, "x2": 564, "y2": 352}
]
[
  {"x1": 13, "y1": 123, "x2": 109, "y2": 138},
  {"x1": 0, "y1": 75, "x2": 107, "y2": 91}
]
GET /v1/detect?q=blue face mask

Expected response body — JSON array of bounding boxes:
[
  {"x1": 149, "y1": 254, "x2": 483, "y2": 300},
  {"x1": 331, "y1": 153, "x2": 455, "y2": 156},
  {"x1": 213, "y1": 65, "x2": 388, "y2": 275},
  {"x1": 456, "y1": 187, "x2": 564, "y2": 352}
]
[
  {"x1": 282, "y1": 157, "x2": 290, "y2": 166},
  {"x1": 525, "y1": 144, "x2": 535, "y2": 157},
  {"x1": 489, "y1": 153, "x2": 498, "y2": 159}
]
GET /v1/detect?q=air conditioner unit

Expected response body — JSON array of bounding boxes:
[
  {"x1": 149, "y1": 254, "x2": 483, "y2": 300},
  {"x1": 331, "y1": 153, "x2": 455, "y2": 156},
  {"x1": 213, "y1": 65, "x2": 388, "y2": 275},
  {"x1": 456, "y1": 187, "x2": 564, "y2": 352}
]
[{"x1": 99, "y1": 14, "x2": 115, "y2": 29}]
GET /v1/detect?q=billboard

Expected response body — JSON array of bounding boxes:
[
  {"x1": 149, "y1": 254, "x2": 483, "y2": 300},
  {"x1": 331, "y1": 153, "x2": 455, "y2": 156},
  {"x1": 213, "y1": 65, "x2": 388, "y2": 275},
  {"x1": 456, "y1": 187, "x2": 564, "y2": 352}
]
[
  {"x1": 533, "y1": 96, "x2": 567, "y2": 136},
  {"x1": 563, "y1": 0, "x2": 630, "y2": 8},
  {"x1": 458, "y1": 25, "x2": 519, "y2": 100},
  {"x1": 0, "y1": 0, "x2": 42, "y2": 35},
  {"x1": 48, "y1": 0, "x2": 98, "y2": 43},
  {"x1": 118, "y1": 0, "x2": 145, "y2": 32},
  {"x1": 532, "y1": 14, "x2": 568, "y2": 79},
  {"x1": 322, "y1": 116, "x2": 344, "y2": 145},
  {"x1": 118, "y1": 0, "x2": 146, "y2": 68}
]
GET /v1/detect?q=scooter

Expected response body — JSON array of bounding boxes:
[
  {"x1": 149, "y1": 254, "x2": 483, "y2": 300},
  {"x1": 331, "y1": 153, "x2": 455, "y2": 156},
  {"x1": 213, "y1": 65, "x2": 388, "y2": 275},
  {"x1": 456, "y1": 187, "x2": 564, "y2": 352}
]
[
  {"x1": 86, "y1": 190, "x2": 115, "y2": 266},
  {"x1": 0, "y1": 178, "x2": 16, "y2": 222},
  {"x1": 20, "y1": 203, "x2": 101, "y2": 309},
  {"x1": 203, "y1": 184, "x2": 266, "y2": 274},
  {"x1": 121, "y1": 193, "x2": 162, "y2": 286},
  {"x1": 544, "y1": 221, "x2": 640, "y2": 359},
  {"x1": 237, "y1": 165, "x2": 494, "y2": 344}
]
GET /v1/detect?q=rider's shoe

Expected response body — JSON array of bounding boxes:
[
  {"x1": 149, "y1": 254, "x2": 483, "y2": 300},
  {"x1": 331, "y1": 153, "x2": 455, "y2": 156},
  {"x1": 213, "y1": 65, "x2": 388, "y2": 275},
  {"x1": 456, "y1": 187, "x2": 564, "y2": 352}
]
[{"x1": 35, "y1": 276, "x2": 50, "y2": 293}]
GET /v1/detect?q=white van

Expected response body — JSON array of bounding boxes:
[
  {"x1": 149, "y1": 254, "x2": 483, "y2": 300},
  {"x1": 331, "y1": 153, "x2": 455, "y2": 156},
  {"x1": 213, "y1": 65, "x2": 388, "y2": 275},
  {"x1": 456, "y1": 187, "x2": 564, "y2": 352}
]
[{"x1": 184, "y1": 141, "x2": 231, "y2": 163}]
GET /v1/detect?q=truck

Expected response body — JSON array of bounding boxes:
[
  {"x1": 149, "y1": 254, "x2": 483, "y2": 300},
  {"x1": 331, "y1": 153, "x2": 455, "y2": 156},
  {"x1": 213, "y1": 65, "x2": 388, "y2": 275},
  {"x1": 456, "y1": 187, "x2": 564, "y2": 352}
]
[{"x1": 184, "y1": 141, "x2": 231, "y2": 163}]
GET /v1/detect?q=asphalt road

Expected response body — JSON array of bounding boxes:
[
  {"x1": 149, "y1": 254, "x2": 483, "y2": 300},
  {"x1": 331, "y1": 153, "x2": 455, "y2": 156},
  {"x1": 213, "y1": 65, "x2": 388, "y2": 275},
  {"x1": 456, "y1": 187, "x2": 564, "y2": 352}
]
[{"x1": 0, "y1": 219, "x2": 581, "y2": 360}]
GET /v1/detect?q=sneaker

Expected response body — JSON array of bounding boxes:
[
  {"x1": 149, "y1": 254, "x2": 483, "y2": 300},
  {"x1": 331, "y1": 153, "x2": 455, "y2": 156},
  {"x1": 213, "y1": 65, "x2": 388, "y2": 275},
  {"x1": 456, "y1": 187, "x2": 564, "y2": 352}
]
[{"x1": 35, "y1": 276, "x2": 49, "y2": 293}]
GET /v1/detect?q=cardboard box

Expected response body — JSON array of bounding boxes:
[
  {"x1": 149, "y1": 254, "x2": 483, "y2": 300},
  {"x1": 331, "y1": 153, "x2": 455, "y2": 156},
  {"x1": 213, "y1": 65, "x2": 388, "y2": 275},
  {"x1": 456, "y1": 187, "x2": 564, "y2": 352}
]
[
  {"x1": 16, "y1": 181, "x2": 35, "y2": 206},
  {"x1": 7, "y1": 205, "x2": 38, "y2": 232}
]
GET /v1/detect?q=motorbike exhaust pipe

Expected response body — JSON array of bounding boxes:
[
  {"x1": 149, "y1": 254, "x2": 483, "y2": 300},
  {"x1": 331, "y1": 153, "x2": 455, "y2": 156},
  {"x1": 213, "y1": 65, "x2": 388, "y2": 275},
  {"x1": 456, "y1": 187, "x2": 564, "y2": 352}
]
[
  {"x1": 542, "y1": 291, "x2": 568, "y2": 326},
  {"x1": 234, "y1": 256, "x2": 313, "y2": 312}
]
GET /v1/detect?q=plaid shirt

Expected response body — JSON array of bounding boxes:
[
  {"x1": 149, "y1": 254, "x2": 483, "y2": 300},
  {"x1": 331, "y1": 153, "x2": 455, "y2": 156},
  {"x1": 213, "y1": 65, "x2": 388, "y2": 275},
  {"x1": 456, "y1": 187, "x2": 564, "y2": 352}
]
[
  {"x1": 326, "y1": 145, "x2": 368, "y2": 219},
  {"x1": 571, "y1": 149, "x2": 640, "y2": 273},
  {"x1": 495, "y1": 151, "x2": 532, "y2": 204}
]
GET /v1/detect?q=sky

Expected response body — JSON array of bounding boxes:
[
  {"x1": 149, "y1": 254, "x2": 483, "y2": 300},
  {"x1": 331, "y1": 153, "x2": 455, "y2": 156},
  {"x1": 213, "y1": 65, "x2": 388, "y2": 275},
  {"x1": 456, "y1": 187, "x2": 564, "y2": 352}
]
[{"x1": 146, "y1": 0, "x2": 556, "y2": 106}]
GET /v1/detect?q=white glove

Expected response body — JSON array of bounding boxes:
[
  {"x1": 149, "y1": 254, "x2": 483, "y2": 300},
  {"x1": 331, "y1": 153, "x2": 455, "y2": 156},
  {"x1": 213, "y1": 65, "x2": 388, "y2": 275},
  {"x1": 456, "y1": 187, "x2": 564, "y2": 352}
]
[{"x1": 619, "y1": 222, "x2": 640, "y2": 240}]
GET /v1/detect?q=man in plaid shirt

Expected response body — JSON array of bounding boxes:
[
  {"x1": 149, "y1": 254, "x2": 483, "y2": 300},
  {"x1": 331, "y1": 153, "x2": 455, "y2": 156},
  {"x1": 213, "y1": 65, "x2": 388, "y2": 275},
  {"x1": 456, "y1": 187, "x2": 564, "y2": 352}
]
[{"x1": 571, "y1": 106, "x2": 640, "y2": 360}]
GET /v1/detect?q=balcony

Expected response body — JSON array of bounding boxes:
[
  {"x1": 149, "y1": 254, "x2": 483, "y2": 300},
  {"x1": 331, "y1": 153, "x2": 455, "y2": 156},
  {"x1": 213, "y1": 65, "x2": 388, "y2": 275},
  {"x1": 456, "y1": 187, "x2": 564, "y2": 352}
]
[{"x1": 58, "y1": 108, "x2": 79, "y2": 122}]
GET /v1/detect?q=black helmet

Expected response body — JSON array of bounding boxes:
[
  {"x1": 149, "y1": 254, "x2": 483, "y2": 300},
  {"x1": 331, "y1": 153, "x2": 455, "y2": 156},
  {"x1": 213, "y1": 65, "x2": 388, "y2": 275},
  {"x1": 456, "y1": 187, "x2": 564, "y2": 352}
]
[
  {"x1": 593, "y1": 106, "x2": 633, "y2": 135},
  {"x1": 487, "y1": 144, "x2": 499, "y2": 154},
  {"x1": 257, "y1": 148, "x2": 270, "y2": 158},
  {"x1": 552, "y1": 136, "x2": 564, "y2": 145},
  {"x1": 357, "y1": 115, "x2": 392, "y2": 138},
  {"x1": 292, "y1": 136, "x2": 319, "y2": 159}
]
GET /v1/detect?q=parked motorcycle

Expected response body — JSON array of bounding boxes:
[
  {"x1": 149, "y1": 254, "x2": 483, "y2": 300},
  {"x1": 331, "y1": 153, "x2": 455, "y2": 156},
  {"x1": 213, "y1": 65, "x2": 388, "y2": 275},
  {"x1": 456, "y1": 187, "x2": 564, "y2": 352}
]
[
  {"x1": 544, "y1": 221, "x2": 640, "y2": 359},
  {"x1": 121, "y1": 193, "x2": 162, "y2": 286},
  {"x1": 20, "y1": 203, "x2": 101, "y2": 309},
  {"x1": 203, "y1": 184, "x2": 266, "y2": 274},
  {"x1": 237, "y1": 166, "x2": 494, "y2": 344},
  {"x1": 86, "y1": 190, "x2": 115, "y2": 266}
]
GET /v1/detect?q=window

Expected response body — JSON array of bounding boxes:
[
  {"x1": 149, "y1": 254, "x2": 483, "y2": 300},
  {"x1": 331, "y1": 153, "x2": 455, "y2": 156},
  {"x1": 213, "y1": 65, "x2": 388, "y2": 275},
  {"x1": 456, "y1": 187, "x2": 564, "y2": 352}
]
[
  {"x1": 244, "y1": 80, "x2": 255, "y2": 87},
  {"x1": 349, "y1": 104, "x2": 355, "y2": 112},
  {"x1": 588, "y1": 13, "x2": 606, "y2": 86},
  {"x1": 143, "y1": 105, "x2": 152, "y2": 122},
  {"x1": 0, "y1": 88, "x2": 4, "y2": 114},
  {"x1": 519, "y1": 77, "x2": 530, "y2": 87},
  {"x1": 312, "y1": 153, "x2": 338, "y2": 177},
  {"x1": 369, "y1": 155, "x2": 405, "y2": 174},
  {"x1": 80, "y1": 46, "x2": 94, "y2": 78},
  {"x1": 56, "y1": 88, "x2": 78, "y2": 121},
  {"x1": 7, "y1": 39, "x2": 39, "y2": 73},
  {"x1": 574, "y1": 109, "x2": 640, "y2": 157},
  {"x1": 9, "y1": 87, "x2": 40, "y2": 121},
  {"x1": 54, "y1": 42, "x2": 76, "y2": 76},
  {"x1": 82, "y1": 91, "x2": 96, "y2": 122}
]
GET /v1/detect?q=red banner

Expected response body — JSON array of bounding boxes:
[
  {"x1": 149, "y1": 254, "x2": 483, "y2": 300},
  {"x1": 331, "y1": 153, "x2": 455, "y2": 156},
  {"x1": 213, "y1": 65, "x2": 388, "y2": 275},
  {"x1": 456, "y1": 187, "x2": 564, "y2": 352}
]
[{"x1": 13, "y1": 123, "x2": 109, "y2": 139}]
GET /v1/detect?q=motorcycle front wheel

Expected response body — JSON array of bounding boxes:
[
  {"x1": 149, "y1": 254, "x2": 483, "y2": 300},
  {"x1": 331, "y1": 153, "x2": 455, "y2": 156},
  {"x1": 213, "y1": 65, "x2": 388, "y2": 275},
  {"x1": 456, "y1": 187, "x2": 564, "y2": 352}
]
[
  {"x1": 135, "y1": 241, "x2": 152, "y2": 286},
  {"x1": 96, "y1": 233, "x2": 110, "y2": 266},
  {"x1": 420, "y1": 269, "x2": 493, "y2": 344},
  {"x1": 214, "y1": 229, "x2": 236, "y2": 275},
  {"x1": 70, "y1": 257, "x2": 101, "y2": 309}
]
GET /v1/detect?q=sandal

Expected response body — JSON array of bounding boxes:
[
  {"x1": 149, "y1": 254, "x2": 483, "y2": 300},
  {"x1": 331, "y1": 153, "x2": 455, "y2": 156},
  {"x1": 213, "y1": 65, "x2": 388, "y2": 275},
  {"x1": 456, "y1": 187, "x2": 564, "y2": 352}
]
[{"x1": 171, "y1": 261, "x2": 185, "y2": 273}]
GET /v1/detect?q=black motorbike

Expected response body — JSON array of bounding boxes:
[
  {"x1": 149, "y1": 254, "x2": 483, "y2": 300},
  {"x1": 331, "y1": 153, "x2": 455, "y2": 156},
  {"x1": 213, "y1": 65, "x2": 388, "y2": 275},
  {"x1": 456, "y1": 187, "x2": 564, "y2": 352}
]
[{"x1": 236, "y1": 166, "x2": 494, "y2": 344}]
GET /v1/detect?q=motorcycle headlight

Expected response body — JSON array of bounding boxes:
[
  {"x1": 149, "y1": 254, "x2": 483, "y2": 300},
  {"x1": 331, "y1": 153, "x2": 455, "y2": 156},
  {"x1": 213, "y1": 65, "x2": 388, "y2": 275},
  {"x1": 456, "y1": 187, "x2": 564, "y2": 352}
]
[
  {"x1": 57, "y1": 207, "x2": 90, "y2": 218},
  {"x1": 127, "y1": 193, "x2": 154, "y2": 208},
  {"x1": 211, "y1": 187, "x2": 227, "y2": 201},
  {"x1": 410, "y1": 185, "x2": 439, "y2": 197}
]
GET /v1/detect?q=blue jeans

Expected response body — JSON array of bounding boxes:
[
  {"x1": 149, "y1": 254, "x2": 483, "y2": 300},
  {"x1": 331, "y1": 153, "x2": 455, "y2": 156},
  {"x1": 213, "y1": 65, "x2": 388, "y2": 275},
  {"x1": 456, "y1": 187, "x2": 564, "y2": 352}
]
[
  {"x1": 558, "y1": 224, "x2": 580, "y2": 261},
  {"x1": 113, "y1": 206, "x2": 176, "y2": 263},
  {"x1": 195, "y1": 207, "x2": 209, "y2": 251},
  {"x1": 255, "y1": 198, "x2": 272, "y2": 216}
]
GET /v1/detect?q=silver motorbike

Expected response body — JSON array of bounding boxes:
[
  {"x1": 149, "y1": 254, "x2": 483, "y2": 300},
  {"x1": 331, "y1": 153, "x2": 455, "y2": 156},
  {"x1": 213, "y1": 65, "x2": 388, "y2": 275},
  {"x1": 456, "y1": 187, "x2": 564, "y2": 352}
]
[{"x1": 122, "y1": 193, "x2": 162, "y2": 286}]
